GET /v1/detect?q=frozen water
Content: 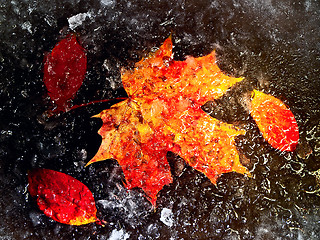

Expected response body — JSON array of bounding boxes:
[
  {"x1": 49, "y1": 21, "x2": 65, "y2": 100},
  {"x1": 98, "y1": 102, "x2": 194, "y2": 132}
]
[
  {"x1": 96, "y1": 177, "x2": 153, "y2": 228},
  {"x1": 108, "y1": 229, "x2": 130, "y2": 240},
  {"x1": 68, "y1": 12, "x2": 93, "y2": 30},
  {"x1": 0, "y1": 0, "x2": 319, "y2": 239},
  {"x1": 29, "y1": 211, "x2": 43, "y2": 226},
  {"x1": 160, "y1": 208, "x2": 174, "y2": 227},
  {"x1": 100, "y1": 0, "x2": 116, "y2": 7},
  {"x1": 21, "y1": 21, "x2": 32, "y2": 34}
]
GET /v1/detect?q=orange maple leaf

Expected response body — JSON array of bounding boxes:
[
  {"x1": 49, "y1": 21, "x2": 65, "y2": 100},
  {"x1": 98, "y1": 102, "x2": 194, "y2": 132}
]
[{"x1": 86, "y1": 37, "x2": 250, "y2": 205}]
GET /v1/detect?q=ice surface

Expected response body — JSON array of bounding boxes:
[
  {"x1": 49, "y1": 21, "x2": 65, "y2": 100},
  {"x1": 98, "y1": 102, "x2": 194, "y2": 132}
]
[
  {"x1": 68, "y1": 12, "x2": 93, "y2": 30},
  {"x1": 100, "y1": 0, "x2": 116, "y2": 7},
  {"x1": 160, "y1": 208, "x2": 174, "y2": 227},
  {"x1": 0, "y1": 0, "x2": 319, "y2": 239},
  {"x1": 29, "y1": 211, "x2": 43, "y2": 226},
  {"x1": 21, "y1": 21, "x2": 32, "y2": 34},
  {"x1": 108, "y1": 229, "x2": 130, "y2": 240}
]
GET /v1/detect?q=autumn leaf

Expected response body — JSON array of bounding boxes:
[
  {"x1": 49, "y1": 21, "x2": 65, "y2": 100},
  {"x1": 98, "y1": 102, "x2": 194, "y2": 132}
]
[
  {"x1": 43, "y1": 35, "x2": 87, "y2": 112},
  {"x1": 86, "y1": 37, "x2": 250, "y2": 206},
  {"x1": 250, "y1": 90, "x2": 299, "y2": 151},
  {"x1": 28, "y1": 169, "x2": 100, "y2": 225}
]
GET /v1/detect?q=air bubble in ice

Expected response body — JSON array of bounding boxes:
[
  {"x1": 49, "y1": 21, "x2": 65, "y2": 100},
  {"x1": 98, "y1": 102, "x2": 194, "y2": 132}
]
[
  {"x1": 147, "y1": 224, "x2": 160, "y2": 238},
  {"x1": 21, "y1": 21, "x2": 32, "y2": 34},
  {"x1": 78, "y1": 149, "x2": 87, "y2": 161},
  {"x1": 29, "y1": 211, "x2": 43, "y2": 226},
  {"x1": 68, "y1": 12, "x2": 93, "y2": 30},
  {"x1": 305, "y1": 0, "x2": 312, "y2": 11},
  {"x1": 100, "y1": 0, "x2": 115, "y2": 7},
  {"x1": 108, "y1": 229, "x2": 130, "y2": 240},
  {"x1": 44, "y1": 15, "x2": 57, "y2": 27},
  {"x1": 160, "y1": 208, "x2": 174, "y2": 227}
]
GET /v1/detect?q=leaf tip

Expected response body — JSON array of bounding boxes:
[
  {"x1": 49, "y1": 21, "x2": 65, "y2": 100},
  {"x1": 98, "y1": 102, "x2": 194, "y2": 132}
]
[{"x1": 85, "y1": 160, "x2": 93, "y2": 167}]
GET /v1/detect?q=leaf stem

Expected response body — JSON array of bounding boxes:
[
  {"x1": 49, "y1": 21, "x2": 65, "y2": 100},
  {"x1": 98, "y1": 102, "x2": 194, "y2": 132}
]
[{"x1": 68, "y1": 97, "x2": 127, "y2": 111}]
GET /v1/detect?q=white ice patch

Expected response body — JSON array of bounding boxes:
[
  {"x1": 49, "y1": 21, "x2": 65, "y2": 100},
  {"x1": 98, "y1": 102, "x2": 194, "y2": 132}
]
[
  {"x1": 97, "y1": 199, "x2": 109, "y2": 209},
  {"x1": 100, "y1": 0, "x2": 116, "y2": 7},
  {"x1": 29, "y1": 211, "x2": 43, "y2": 226},
  {"x1": 160, "y1": 208, "x2": 174, "y2": 227},
  {"x1": 44, "y1": 15, "x2": 56, "y2": 27},
  {"x1": 108, "y1": 229, "x2": 130, "y2": 240},
  {"x1": 68, "y1": 12, "x2": 92, "y2": 30},
  {"x1": 21, "y1": 21, "x2": 32, "y2": 34}
]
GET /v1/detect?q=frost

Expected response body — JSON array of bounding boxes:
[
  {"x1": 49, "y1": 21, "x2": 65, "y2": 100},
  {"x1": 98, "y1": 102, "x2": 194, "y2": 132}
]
[
  {"x1": 29, "y1": 211, "x2": 43, "y2": 226},
  {"x1": 147, "y1": 224, "x2": 160, "y2": 238},
  {"x1": 160, "y1": 208, "x2": 174, "y2": 227},
  {"x1": 44, "y1": 15, "x2": 56, "y2": 27},
  {"x1": 97, "y1": 182, "x2": 152, "y2": 227},
  {"x1": 305, "y1": 0, "x2": 311, "y2": 11},
  {"x1": 108, "y1": 229, "x2": 130, "y2": 240},
  {"x1": 21, "y1": 21, "x2": 32, "y2": 34},
  {"x1": 100, "y1": 0, "x2": 115, "y2": 7},
  {"x1": 68, "y1": 12, "x2": 93, "y2": 30}
]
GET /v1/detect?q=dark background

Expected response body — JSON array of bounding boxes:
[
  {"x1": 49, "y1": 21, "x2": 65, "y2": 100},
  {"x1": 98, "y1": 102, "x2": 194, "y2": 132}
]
[{"x1": 0, "y1": 0, "x2": 319, "y2": 239}]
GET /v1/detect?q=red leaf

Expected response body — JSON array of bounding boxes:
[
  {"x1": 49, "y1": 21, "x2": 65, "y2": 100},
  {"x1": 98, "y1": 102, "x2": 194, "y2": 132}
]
[
  {"x1": 43, "y1": 35, "x2": 87, "y2": 112},
  {"x1": 250, "y1": 90, "x2": 299, "y2": 151},
  {"x1": 28, "y1": 169, "x2": 98, "y2": 225}
]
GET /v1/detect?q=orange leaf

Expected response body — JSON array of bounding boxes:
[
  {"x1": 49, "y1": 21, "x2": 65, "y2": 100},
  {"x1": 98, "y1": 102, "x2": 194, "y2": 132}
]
[
  {"x1": 250, "y1": 90, "x2": 299, "y2": 151},
  {"x1": 86, "y1": 37, "x2": 250, "y2": 206},
  {"x1": 28, "y1": 169, "x2": 98, "y2": 225}
]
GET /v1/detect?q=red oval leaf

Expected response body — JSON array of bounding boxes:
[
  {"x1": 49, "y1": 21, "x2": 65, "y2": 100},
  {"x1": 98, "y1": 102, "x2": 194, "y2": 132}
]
[
  {"x1": 28, "y1": 169, "x2": 98, "y2": 225},
  {"x1": 43, "y1": 35, "x2": 87, "y2": 112},
  {"x1": 250, "y1": 90, "x2": 299, "y2": 151}
]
